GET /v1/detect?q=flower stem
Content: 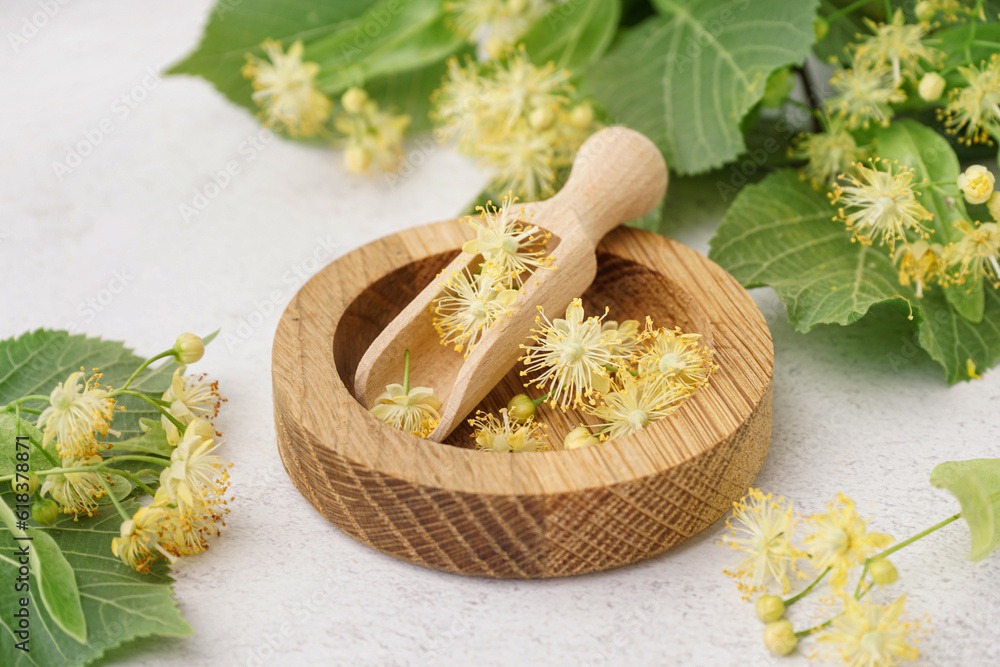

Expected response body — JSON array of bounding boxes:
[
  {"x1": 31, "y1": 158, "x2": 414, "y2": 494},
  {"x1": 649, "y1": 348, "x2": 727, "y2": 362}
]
[
  {"x1": 96, "y1": 474, "x2": 132, "y2": 522},
  {"x1": 112, "y1": 389, "x2": 185, "y2": 432},
  {"x1": 824, "y1": 0, "x2": 877, "y2": 23},
  {"x1": 530, "y1": 393, "x2": 550, "y2": 407},
  {"x1": 853, "y1": 512, "x2": 962, "y2": 598},
  {"x1": 2, "y1": 395, "x2": 51, "y2": 412},
  {"x1": 121, "y1": 350, "x2": 174, "y2": 391},
  {"x1": 784, "y1": 567, "x2": 830, "y2": 607},
  {"x1": 795, "y1": 616, "x2": 836, "y2": 638},
  {"x1": 105, "y1": 468, "x2": 156, "y2": 496},
  {"x1": 403, "y1": 348, "x2": 411, "y2": 395}
]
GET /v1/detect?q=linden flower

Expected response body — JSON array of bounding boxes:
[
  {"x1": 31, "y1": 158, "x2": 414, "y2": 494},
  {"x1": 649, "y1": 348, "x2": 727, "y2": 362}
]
[
  {"x1": 803, "y1": 493, "x2": 893, "y2": 593},
  {"x1": 480, "y1": 128, "x2": 560, "y2": 200},
  {"x1": 817, "y1": 596, "x2": 921, "y2": 667},
  {"x1": 893, "y1": 240, "x2": 946, "y2": 297},
  {"x1": 152, "y1": 487, "x2": 225, "y2": 559},
  {"x1": 40, "y1": 454, "x2": 106, "y2": 517},
  {"x1": 941, "y1": 54, "x2": 1000, "y2": 145},
  {"x1": 462, "y1": 195, "x2": 554, "y2": 286},
  {"x1": 432, "y1": 266, "x2": 518, "y2": 355},
  {"x1": 826, "y1": 61, "x2": 905, "y2": 129},
  {"x1": 719, "y1": 488, "x2": 803, "y2": 598},
  {"x1": 855, "y1": 9, "x2": 941, "y2": 87},
  {"x1": 445, "y1": 0, "x2": 552, "y2": 59},
  {"x1": 161, "y1": 368, "x2": 223, "y2": 438},
  {"x1": 112, "y1": 505, "x2": 173, "y2": 572},
  {"x1": 790, "y1": 121, "x2": 865, "y2": 188},
  {"x1": 469, "y1": 408, "x2": 549, "y2": 453},
  {"x1": 369, "y1": 384, "x2": 443, "y2": 437},
  {"x1": 956, "y1": 165, "x2": 996, "y2": 205},
  {"x1": 242, "y1": 40, "x2": 332, "y2": 137},
  {"x1": 602, "y1": 319, "x2": 640, "y2": 358},
  {"x1": 37, "y1": 370, "x2": 116, "y2": 459},
  {"x1": 636, "y1": 322, "x2": 715, "y2": 392},
  {"x1": 159, "y1": 425, "x2": 232, "y2": 515},
  {"x1": 519, "y1": 299, "x2": 629, "y2": 409},
  {"x1": 586, "y1": 371, "x2": 686, "y2": 441},
  {"x1": 334, "y1": 88, "x2": 411, "y2": 174},
  {"x1": 946, "y1": 220, "x2": 1000, "y2": 286},
  {"x1": 831, "y1": 158, "x2": 933, "y2": 248}
]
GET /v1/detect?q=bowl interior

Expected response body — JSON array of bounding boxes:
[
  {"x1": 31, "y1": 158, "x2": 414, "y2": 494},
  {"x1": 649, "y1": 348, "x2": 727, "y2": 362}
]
[{"x1": 333, "y1": 249, "x2": 713, "y2": 449}]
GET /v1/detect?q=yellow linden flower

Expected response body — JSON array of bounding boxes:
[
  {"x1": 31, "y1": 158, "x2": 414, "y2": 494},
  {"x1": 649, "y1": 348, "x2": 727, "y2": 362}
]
[
  {"x1": 469, "y1": 408, "x2": 549, "y2": 452},
  {"x1": 803, "y1": 493, "x2": 893, "y2": 592},
  {"x1": 563, "y1": 425, "x2": 600, "y2": 450},
  {"x1": 893, "y1": 240, "x2": 946, "y2": 297},
  {"x1": 36, "y1": 370, "x2": 116, "y2": 459},
  {"x1": 956, "y1": 164, "x2": 996, "y2": 205},
  {"x1": 158, "y1": 424, "x2": 232, "y2": 515},
  {"x1": 941, "y1": 53, "x2": 1000, "y2": 145},
  {"x1": 817, "y1": 595, "x2": 922, "y2": 667},
  {"x1": 112, "y1": 505, "x2": 173, "y2": 572},
  {"x1": 445, "y1": 0, "x2": 552, "y2": 59},
  {"x1": 242, "y1": 40, "x2": 332, "y2": 137},
  {"x1": 854, "y1": 9, "x2": 941, "y2": 87},
  {"x1": 826, "y1": 61, "x2": 906, "y2": 129},
  {"x1": 601, "y1": 319, "x2": 640, "y2": 359},
  {"x1": 152, "y1": 487, "x2": 226, "y2": 559},
  {"x1": 369, "y1": 384, "x2": 442, "y2": 437},
  {"x1": 161, "y1": 368, "x2": 223, "y2": 441},
  {"x1": 432, "y1": 266, "x2": 519, "y2": 356},
  {"x1": 945, "y1": 220, "x2": 1000, "y2": 286},
  {"x1": 461, "y1": 195, "x2": 554, "y2": 286},
  {"x1": 720, "y1": 488, "x2": 803, "y2": 598},
  {"x1": 519, "y1": 299, "x2": 628, "y2": 409},
  {"x1": 586, "y1": 371, "x2": 687, "y2": 441},
  {"x1": 40, "y1": 454, "x2": 107, "y2": 517},
  {"x1": 831, "y1": 158, "x2": 933, "y2": 249},
  {"x1": 334, "y1": 88, "x2": 411, "y2": 174},
  {"x1": 790, "y1": 119, "x2": 865, "y2": 188},
  {"x1": 636, "y1": 321, "x2": 715, "y2": 393}
]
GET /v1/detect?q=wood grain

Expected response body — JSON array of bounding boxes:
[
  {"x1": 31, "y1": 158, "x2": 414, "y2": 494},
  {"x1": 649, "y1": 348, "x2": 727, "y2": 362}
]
[{"x1": 272, "y1": 223, "x2": 774, "y2": 578}]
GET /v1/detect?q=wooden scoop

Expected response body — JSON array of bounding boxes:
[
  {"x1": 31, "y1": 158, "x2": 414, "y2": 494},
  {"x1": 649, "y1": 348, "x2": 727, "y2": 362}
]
[{"x1": 354, "y1": 126, "x2": 668, "y2": 441}]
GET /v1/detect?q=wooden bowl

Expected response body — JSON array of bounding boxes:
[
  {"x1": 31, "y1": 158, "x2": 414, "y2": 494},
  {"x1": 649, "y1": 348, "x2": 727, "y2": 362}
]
[{"x1": 272, "y1": 222, "x2": 774, "y2": 578}]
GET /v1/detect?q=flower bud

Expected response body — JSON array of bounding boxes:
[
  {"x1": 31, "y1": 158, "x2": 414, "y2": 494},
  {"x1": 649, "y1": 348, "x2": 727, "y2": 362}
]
[
  {"x1": 755, "y1": 594, "x2": 786, "y2": 623},
  {"x1": 763, "y1": 620, "x2": 798, "y2": 656},
  {"x1": 915, "y1": 1, "x2": 935, "y2": 21},
  {"x1": 563, "y1": 426, "x2": 599, "y2": 450},
  {"x1": 184, "y1": 417, "x2": 217, "y2": 441},
  {"x1": 529, "y1": 106, "x2": 555, "y2": 131},
  {"x1": 345, "y1": 145, "x2": 373, "y2": 173},
  {"x1": 569, "y1": 103, "x2": 594, "y2": 130},
  {"x1": 957, "y1": 164, "x2": 996, "y2": 204},
  {"x1": 506, "y1": 394, "x2": 537, "y2": 422},
  {"x1": 341, "y1": 87, "x2": 368, "y2": 114},
  {"x1": 173, "y1": 333, "x2": 204, "y2": 364},
  {"x1": 918, "y1": 72, "x2": 945, "y2": 101},
  {"x1": 11, "y1": 473, "x2": 39, "y2": 496},
  {"x1": 32, "y1": 498, "x2": 61, "y2": 525},
  {"x1": 869, "y1": 558, "x2": 899, "y2": 585},
  {"x1": 988, "y1": 192, "x2": 1000, "y2": 223},
  {"x1": 813, "y1": 17, "x2": 828, "y2": 42}
]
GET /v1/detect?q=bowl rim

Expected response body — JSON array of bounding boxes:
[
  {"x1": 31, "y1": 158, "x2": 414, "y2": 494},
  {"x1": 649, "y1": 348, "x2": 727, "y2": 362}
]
[{"x1": 272, "y1": 220, "x2": 774, "y2": 497}]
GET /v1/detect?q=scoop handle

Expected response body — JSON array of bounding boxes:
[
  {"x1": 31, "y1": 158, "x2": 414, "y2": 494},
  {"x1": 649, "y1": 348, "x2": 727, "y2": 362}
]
[{"x1": 543, "y1": 126, "x2": 668, "y2": 246}]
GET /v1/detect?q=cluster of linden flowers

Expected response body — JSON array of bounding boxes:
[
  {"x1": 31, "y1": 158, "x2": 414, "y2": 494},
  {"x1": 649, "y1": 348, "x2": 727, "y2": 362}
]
[
  {"x1": 792, "y1": 7, "x2": 1000, "y2": 190},
  {"x1": 830, "y1": 159, "x2": 1000, "y2": 297},
  {"x1": 432, "y1": 47, "x2": 599, "y2": 200},
  {"x1": 4, "y1": 334, "x2": 232, "y2": 574},
  {"x1": 720, "y1": 489, "x2": 931, "y2": 664},
  {"x1": 445, "y1": 0, "x2": 552, "y2": 60},
  {"x1": 241, "y1": 40, "x2": 410, "y2": 174}
]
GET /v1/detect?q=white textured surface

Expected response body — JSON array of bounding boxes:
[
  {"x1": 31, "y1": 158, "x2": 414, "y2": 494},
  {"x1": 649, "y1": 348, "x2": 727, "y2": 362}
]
[{"x1": 3, "y1": 2, "x2": 999, "y2": 665}]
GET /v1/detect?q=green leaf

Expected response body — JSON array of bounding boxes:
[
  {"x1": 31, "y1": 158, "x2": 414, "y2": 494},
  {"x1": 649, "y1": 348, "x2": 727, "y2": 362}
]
[
  {"x1": 931, "y1": 459, "x2": 1000, "y2": 562},
  {"x1": 936, "y1": 22, "x2": 1000, "y2": 88},
  {"x1": 522, "y1": 0, "x2": 622, "y2": 71},
  {"x1": 28, "y1": 529, "x2": 87, "y2": 644},
  {"x1": 309, "y1": 0, "x2": 463, "y2": 95},
  {"x1": 0, "y1": 497, "x2": 192, "y2": 666},
  {"x1": 0, "y1": 330, "x2": 178, "y2": 443},
  {"x1": 584, "y1": 0, "x2": 819, "y2": 174},
  {"x1": 168, "y1": 0, "x2": 379, "y2": 113},
  {"x1": 107, "y1": 419, "x2": 174, "y2": 458},
  {"x1": 0, "y1": 414, "x2": 53, "y2": 478}
]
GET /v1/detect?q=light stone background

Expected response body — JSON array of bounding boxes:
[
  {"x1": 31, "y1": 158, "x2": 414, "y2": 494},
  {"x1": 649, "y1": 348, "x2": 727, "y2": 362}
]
[{"x1": 3, "y1": 1, "x2": 999, "y2": 666}]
